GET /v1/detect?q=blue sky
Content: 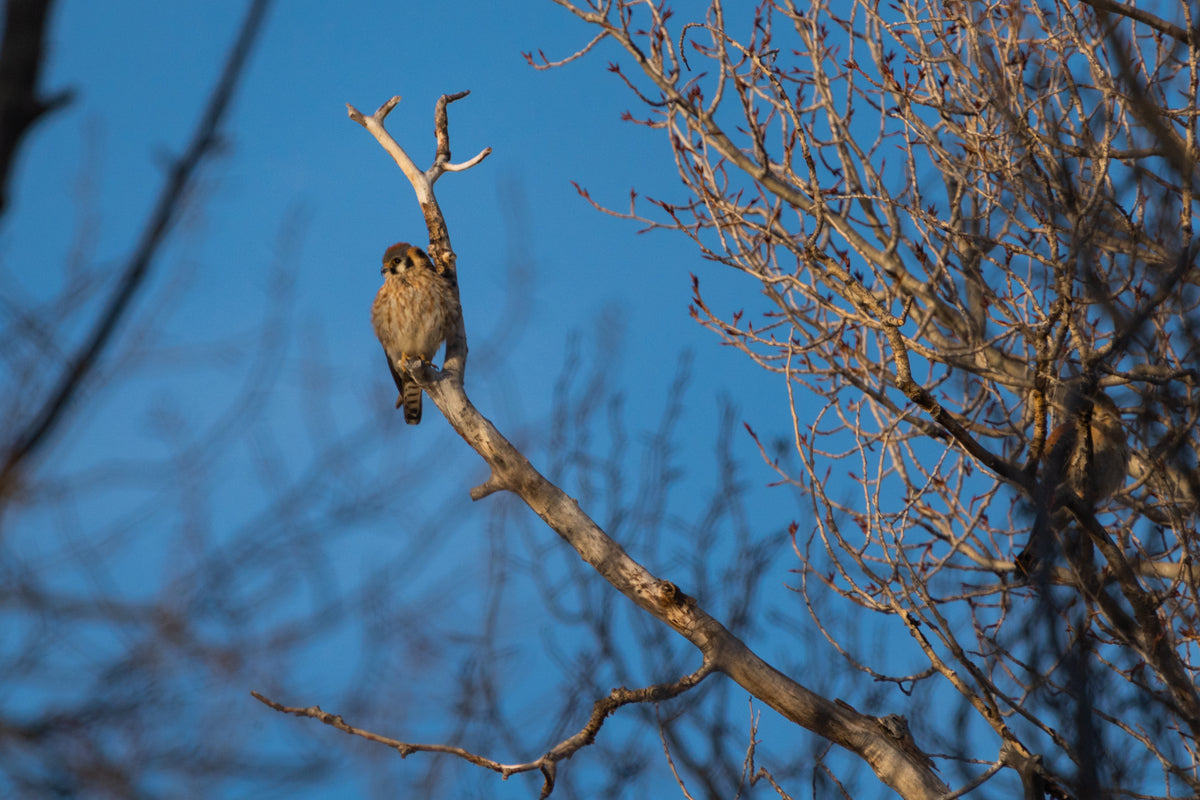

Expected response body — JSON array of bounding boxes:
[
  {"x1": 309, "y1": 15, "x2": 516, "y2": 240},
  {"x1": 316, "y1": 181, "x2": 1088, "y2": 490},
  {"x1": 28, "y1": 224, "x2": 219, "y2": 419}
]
[
  {"x1": 18, "y1": 0, "x2": 780, "y2": 451},
  {"x1": 1, "y1": 2, "x2": 932, "y2": 798}
]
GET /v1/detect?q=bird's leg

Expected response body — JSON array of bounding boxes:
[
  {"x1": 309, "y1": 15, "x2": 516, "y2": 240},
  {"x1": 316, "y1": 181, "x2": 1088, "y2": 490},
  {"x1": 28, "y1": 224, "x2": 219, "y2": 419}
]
[
  {"x1": 400, "y1": 353, "x2": 428, "y2": 377},
  {"x1": 400, "y1": 356, "x2": 440, "y2": 386},
  {"x1": 410, "y1": 355, "x2": 439, "y2": 372}
]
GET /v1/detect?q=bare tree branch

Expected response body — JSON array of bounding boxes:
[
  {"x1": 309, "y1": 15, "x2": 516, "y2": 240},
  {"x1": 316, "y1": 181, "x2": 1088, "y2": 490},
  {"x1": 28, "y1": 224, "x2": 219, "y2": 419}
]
[
  {"x1": 270, "y1": 0, "x2": 1200, "y2": 795},
  {"x1": 322, "y1": 89, "x2": 953, "y2": 799},
  {"x1": 526, "y1": 0, "x2": 1200, "y2": 796},
  {"x1": 254, "y1": 662, "x2": 714, "y2": 800},
  {"x1": 0, "y1": 0, "x2": 72, "y2": 217}
]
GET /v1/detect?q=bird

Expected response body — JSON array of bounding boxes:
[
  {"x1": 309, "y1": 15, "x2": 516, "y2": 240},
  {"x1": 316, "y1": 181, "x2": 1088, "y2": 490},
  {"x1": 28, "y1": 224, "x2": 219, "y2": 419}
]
[
  {"x1": 370, "y1": 242, "x2": 460, "y2": 424},
  {"x1": 1044, "y1": 392, "x2": 1129, "y2": 507}
]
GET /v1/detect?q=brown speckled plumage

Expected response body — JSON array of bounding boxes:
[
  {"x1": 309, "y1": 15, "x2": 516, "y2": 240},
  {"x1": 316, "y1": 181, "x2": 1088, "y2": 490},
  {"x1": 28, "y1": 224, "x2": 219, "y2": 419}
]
[{"x1": 371, "y1": 243, "x2": 459, "y2": 424}]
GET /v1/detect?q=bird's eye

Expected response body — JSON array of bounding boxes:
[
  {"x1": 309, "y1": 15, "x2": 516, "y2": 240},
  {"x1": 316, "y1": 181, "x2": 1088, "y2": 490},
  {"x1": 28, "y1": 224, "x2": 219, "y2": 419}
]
[{"x1": 391, "y1": 257, "x2": 402, "y2": 268}]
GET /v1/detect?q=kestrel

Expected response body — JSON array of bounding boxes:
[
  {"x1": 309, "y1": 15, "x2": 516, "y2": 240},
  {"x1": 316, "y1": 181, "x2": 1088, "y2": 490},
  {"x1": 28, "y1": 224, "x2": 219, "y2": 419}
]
[{"x1": 371, "y1": 242, "x2": 460, "y2": 424}]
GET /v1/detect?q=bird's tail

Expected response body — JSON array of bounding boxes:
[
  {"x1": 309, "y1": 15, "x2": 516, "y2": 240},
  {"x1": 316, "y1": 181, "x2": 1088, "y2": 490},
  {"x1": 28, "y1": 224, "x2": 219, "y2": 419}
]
[{"x1": 401, "y1": 380, "x2": 423, "y2": 424}]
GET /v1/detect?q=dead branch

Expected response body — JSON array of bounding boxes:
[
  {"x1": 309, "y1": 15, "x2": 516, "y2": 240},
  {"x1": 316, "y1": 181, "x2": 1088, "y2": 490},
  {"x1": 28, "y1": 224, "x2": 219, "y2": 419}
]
[
  {"x1": 254, "y1": 662, "x2": 714, "y2": 800},
  {"x1": 331, "y1": 88, "x2": 952, "y2": 799}
]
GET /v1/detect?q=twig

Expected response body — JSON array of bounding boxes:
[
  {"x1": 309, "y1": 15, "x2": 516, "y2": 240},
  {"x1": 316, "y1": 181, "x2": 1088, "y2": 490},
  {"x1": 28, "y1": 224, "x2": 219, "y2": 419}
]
[{"x1": 253, "y1": 662, "x2": 713, "y2": 798}]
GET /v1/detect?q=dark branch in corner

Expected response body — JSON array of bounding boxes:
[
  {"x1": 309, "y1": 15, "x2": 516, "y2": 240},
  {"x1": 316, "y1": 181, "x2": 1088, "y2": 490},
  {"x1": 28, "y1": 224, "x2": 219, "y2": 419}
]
[
  {"x1": 0, "y1": 0, "x2": 271, "y2": 499},
  {"x1": 0, "y1": 0, "x2": 74, "y2": 218}
]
